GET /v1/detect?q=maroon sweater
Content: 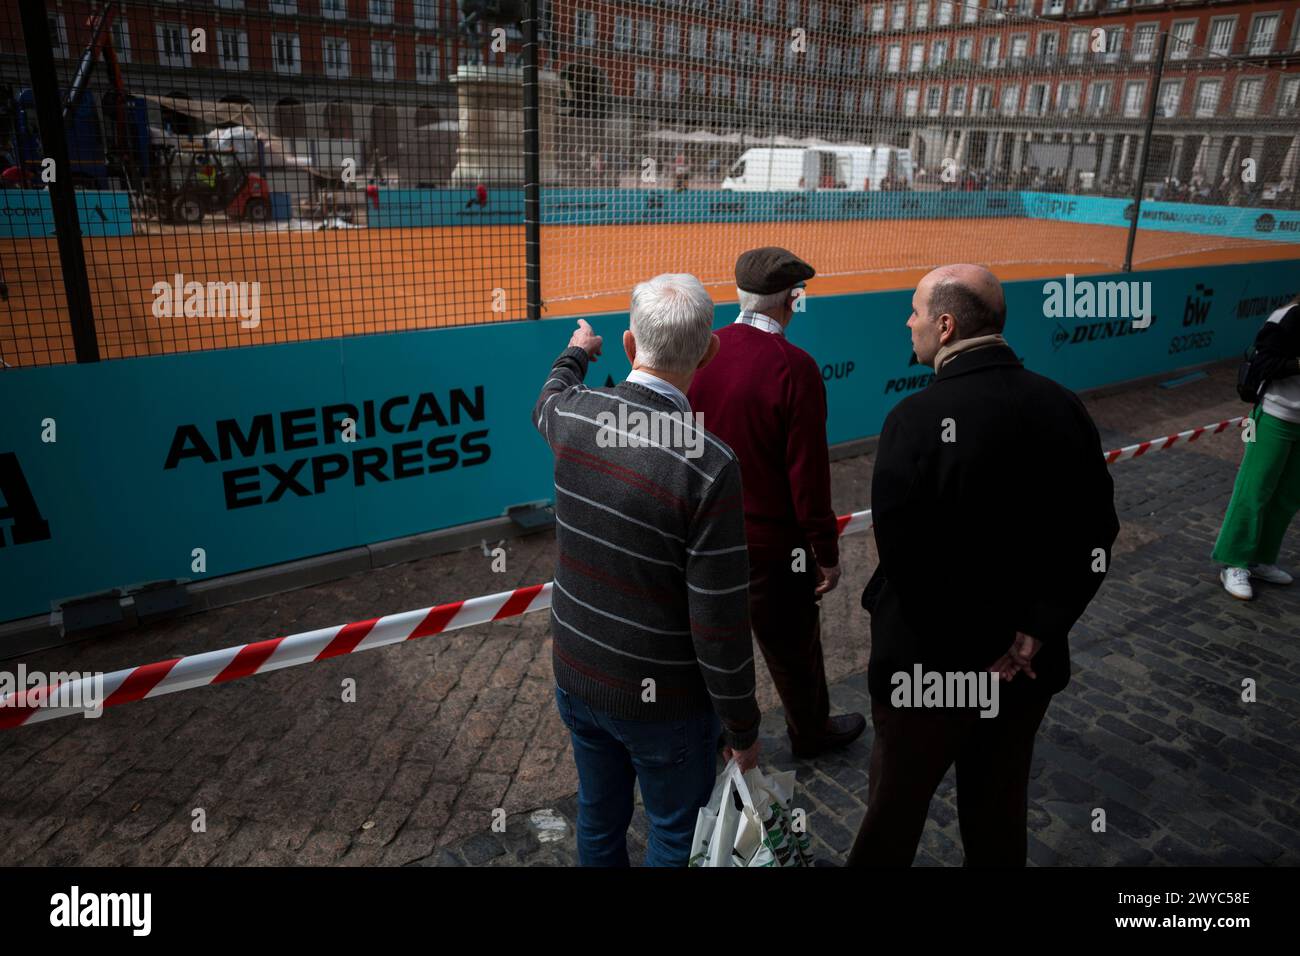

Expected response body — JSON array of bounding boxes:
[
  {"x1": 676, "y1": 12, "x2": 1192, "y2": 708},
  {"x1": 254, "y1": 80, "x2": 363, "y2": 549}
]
[{"x1": 688, "y1": 323, "x2": 840, "y2": 567}]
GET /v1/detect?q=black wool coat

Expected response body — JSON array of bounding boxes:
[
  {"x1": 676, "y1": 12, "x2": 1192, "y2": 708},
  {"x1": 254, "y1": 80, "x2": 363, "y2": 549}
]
[{"x1": 863, "y1": 343, "x2": 1120, "y2": 702}]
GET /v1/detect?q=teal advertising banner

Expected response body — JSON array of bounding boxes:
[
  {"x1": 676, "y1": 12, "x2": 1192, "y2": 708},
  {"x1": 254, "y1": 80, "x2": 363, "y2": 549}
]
[
  {"x1": 1, "y1": 259, "x2": 1296, "y2": 623},
  {"x1": 0, "y1": 189, "x2": 133, "y2": 238},
  {"x1": 1020, "y1": 192, "x2": 1300, "y2": 243}
]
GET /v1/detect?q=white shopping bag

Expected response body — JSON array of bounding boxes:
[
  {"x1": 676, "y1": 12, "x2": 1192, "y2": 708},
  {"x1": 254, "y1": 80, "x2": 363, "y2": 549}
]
[{"x1": 689, "y1": 759, "x2": 812, "y2": 867}]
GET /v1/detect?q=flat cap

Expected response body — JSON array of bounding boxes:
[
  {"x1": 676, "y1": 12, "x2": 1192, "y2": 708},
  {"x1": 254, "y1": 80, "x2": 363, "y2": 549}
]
[{"x1": 735, "y1": 247, "x2": 815, "y2": 295}]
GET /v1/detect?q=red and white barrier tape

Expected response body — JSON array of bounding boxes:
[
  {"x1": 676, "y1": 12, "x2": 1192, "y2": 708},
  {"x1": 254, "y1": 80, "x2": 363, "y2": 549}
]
[
  {"x1": 1104, "y1": 415, "x2": 1244, "y2": 464},
  {"x1": 0, "y1": 415, "x2": 1246, "y2": 729}
]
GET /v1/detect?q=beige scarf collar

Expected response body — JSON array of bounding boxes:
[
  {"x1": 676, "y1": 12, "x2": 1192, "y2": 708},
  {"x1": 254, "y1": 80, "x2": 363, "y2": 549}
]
[{"x1": 933, "y1": 333, "x2": 1009, "y2": 373}]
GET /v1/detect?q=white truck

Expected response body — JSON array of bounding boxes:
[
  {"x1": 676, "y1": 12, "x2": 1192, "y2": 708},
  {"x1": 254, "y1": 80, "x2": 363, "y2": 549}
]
[{"x1": 721, "y1": 146, "x2": 914, "y2": 191}]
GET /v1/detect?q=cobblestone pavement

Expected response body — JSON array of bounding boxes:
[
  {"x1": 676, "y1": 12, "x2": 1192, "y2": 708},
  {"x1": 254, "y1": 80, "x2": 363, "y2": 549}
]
[{"x1": 2, "y1": 360, "x2": 1297, "y2": 866}]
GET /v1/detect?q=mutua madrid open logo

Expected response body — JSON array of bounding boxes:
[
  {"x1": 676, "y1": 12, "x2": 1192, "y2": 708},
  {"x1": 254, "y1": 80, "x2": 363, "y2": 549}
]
[{"x1": 1255, "y1": 214, "x2": 1276, "y2": 234}]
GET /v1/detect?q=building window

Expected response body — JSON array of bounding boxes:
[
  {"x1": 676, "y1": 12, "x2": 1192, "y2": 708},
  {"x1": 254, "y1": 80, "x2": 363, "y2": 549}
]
[
  {"x1": 663, "y1": 70, "x2": 681, "y2": 101},
  {"x1": 324, "y1": 102, "x2": 353, "y2": 139},
  {"x1": 870, "y1": 3, "x2": 885, "y2": 31},
  {"x1": 413, "y1": 0, "x2": 438, "y2": 29},
  {"x1": 1193, "y1": 79, "x2": 1221, "y2": 117},
  {"x1": 368, "y1": 0, "x2": 394, "y2": 25},
  {"x1": 371, "y1": 40, "x2": 394, "y2": 80},
  {"x1": 1057, "y1": 81, "x2": 1080, "y2": 114},
  {"x1": 110, "y1": 17, "x2": 131, "y2": 63},
  {"x1": 268, "y1": 0, "x2": 297, "y2": 12},
  {"x1": 861, "y1": 88, "x2": 876, "y2": 113},
  {"x1": 925, "y1": 86, "x2": 942, "y2": 114},
  {"x1": 764, "y1": 0, "x2": 779, "y2": 23},
  {"x1": 1206, "y1": 17, "x2": 1235, "y2": 57},
  {"x1": 787, "y1": 1, "x2": 801, "y2": 27},
  {"x1": 1067, "y1": 29, "x2": 1087, "y2": 64},
  {"x1": 826, "y1": 45, "x2": 842, "y2": 75},
  {"x1": 1233, "y1": 77, "x2": 1262, "y2": 116},
  {"x1": 1038, "y1": 32, "x2": 1057, "y2": 64},
  {"x1": 809, "y1": 1, "x2": 822, "y2": 29},
  {"x1": 1027, "y1": 83, "x2": 1048, "y2": 115},
  {"x1": 804, "y1": 44, "x2": 819, "y2": 74},
  {"x1": 1278, "y1": 77, "x2": 1299, "y2": 116},
  {"x1": 930, "y1": 39, "x2": 947, "y2": 68},
  {"x1": 909, "y1": 42, "x2": 924, "y2": 72},
  {"x1": 156, "y1": 22, "x2": 190, "y2": 69},
  {"x1": 915, "y1": 1, "x2": 930, "y2": 28},
  {"x1": 903, "y1": 88, "x2": 920, "y2": 116},
  {"x1": 886, "y1": 44, "x2": 901, "y2": 73},
  {"x1": 963, "y1": 1, "x2": 980, "y2": 25},
  {"x1": 691, "y1": 72, "x2": 707, "y2": 96},
  {"x1": 321, "y1": 0, "x2": 346, "y2": 18},
  {"x1": 574, "y1": 11, "x2": 596, "y2": 48},
  {"x1": 852, "y1": 5, "x2": 866, "y2": 33},
  {"x1": 272, "y1": 33, "x2": 300, "y2": 75},
  {"x1": 217, "y1": 29, "x2": 250, "y2": 71},
  {"x1": 1009, "y1": 35, "x2": 1027, "y2": 66},
  {"x1": 1087, "y1": 81, "x2": 1111, "y2": 115},
  {"x1": 691, "y1": 25, "x2": 707, "y2": 59},
  {"x1": 323, "y1": 36, "x2": 350, "y2": 78},
  {"x1": 1043, "y1": 0, "x2": 1065, "y2": 13},
  {"x1": 1122, "y1": 80, "x2": 1145, "y2": 117},
  {"x1": 891, "y1": 2, "x2": 906, "y2": 30},
  {"x1": 999, "y1": 85, "x2": 1020, "y2": 116},
  {"x1": 635, "y1": 68, "x2": 656, "y2": 99},
  {"x1": 1132, "y1": 24, "x2": 1157, "y2": 62},
  {"x1": 614, "y1": 16, "x2": 631, "y2": 51},
  {"x1": 938, "y1": 1, "x2": 953, "y2": 25},
  {"x1": 957, "y1": 37, "x2": 973, "y2": 62},
  {"x1": 715, "y1": 28, "x2": 733, "y2": 62},
  {"x1": 639, "y1": 19, "x2": 656, "y2": 54},
  {"x1": 982, "y1": 36, "x2": 1000, "y2": 68},
  {"x1": 1156, "y1": 79, "x2": 1181, "y2": 117},
  {"x1": 802, "y1": 86, "x2": 817, "y2": 113},
  {"x1": 1101, "y1": 27, "x2": 1122, "y2": 64},
  {"x1": 949, "y1": 84, "x2": 965, "y2": 114},
  {"x1": 664, "y1": 23, "x2": 680, "y2": 56},
  {"x1": 867, "y1": 46, "x2": 881, "y2": 72},
  {"x1": 415, "y1": 45, "x2": 439, "y2": 84},
  {"x1": 762, "y1": 35, "x2": 775, "y2": 64},
  {"x1": 1247, "y1": 13, "x2": 1279, "y2": 55},
  {"x1": 1169, "y1": 20, "x2": 1195, "y2": 61}
]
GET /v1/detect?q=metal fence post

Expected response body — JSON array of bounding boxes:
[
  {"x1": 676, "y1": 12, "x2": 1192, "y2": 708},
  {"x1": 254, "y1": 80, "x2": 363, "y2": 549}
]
[
  {"x1": 523, "y1": 0, "x2": 542, "y2": 321},
  {"x1": 18, "y1": 0, "x2": 100, "y2": 361},
  {"x1": 1123, "y1": 30, "x2": 1169, "y2": 274}
]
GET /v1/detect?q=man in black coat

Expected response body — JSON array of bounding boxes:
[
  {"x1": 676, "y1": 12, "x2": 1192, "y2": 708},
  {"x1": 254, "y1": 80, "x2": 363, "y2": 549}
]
[{"x1": 847, "y1": 264, "x2": 1120, "y2": 866}]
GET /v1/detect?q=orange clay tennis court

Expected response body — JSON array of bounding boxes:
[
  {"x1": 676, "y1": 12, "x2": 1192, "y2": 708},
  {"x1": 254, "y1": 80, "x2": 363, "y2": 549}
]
[{"x1": 2, "y1": 216, "x2": 1297, "y2": 366}]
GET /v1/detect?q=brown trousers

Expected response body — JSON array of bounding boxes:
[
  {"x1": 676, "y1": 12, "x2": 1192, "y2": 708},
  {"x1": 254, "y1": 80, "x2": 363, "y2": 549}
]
[
  {"x1": 847, "y1": 686, "x2": 1051, "y2": 866},
  {"x1": 747, "y1": 543, "x2": 831, "y2": 741}
]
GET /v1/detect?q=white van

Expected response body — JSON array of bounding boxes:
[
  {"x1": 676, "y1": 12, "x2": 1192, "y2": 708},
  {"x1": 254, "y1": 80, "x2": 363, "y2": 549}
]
[{"x1": 721, "y1": 146, "x2": 914, "y2": 191}]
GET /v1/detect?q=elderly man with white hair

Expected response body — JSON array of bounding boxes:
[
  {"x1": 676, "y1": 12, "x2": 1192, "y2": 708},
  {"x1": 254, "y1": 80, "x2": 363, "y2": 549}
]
[{"x1": 533, "y1": 273, "x2": 761, "y2": 868}]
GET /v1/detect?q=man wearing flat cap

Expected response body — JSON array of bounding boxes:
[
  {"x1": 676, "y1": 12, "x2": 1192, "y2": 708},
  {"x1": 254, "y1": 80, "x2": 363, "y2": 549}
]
[{"x1": 689, "y1": 247, "x2": 866, "y2": 758}]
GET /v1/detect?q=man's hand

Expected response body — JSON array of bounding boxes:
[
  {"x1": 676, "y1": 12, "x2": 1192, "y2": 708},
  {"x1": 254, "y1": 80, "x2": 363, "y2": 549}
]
[
  {"x1": 814, "y1": 563, "x2": 841, "y2": 596},
  {"x1": 568, "y1": 318, "x2": 603, "y2": 361},
  {"x1": 723, "y1": 738, "x2": 761, "y2": 773},
  {"x1": 988, "y1": 631, "x2": 1041, "y2": 683}
]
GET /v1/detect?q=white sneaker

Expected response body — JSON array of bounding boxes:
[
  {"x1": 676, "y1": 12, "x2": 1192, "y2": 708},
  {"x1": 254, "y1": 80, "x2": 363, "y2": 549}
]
[
  {"x1": 1249, "y1": 563, "x2": 1294, "y2": 585},
  {"x1": 1220, "y1": 567, "x2": 1253, "y2": 600}
]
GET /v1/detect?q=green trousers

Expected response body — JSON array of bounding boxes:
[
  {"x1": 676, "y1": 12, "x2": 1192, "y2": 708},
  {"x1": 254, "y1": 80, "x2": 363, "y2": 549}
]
[{"x1": 1212, "y1": 408, "x2": 1300, "y2": 568}]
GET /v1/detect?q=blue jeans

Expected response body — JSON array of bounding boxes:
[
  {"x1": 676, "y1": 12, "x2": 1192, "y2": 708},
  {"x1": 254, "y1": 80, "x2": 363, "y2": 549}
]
[{"x1": 555, "y1": 686, "x2": 721, "y2": 867}]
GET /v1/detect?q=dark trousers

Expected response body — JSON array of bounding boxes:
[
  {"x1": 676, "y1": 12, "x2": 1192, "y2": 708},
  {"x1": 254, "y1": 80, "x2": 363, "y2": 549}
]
[
  {"x1": 847, "y1": 687, "x2": 1051, "y2": 866},
  {"x1": 748, "y1": 543, "x2": 830, "y2": 741}
]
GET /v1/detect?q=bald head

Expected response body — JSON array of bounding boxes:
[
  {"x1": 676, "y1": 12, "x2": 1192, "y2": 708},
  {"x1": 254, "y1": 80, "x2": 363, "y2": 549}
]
[
  {"x1": 921, "y1": 265, "x2": 1005, "y2": 339},
  {"x1": 907, "y1": 264, "x2": 1007, "y2": 367}
]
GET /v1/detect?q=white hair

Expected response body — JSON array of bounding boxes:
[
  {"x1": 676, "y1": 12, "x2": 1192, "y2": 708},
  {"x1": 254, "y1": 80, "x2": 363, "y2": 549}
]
[
  {"x1": 736, "y1": 287, "x2": 792, "y2": 316},
  {"x1": 629, "y1": 274, "x2": 716, "y2": 375}
]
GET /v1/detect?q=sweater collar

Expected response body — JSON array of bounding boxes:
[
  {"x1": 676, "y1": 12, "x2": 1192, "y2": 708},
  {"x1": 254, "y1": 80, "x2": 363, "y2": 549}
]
[{"x1": 625, "y1": 369, "x2": 691, "y2": 415}]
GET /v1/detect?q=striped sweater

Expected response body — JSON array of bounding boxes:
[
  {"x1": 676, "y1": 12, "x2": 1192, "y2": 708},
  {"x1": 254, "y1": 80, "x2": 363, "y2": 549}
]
[{"x1": 533, "y1": 346, "x2": 761, "y2": 749}]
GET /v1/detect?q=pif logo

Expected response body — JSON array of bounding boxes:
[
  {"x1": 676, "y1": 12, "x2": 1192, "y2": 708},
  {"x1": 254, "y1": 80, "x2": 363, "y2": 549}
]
[
  {"x1": 1184, "y1": 284, "x2": 1213, "y2": 326},
  {"x1": 1255, "y1": 214, "x2": 1276, "y2": 233},
  {"x1": 0, "y1": 452, "x2": 51, "y2": 548}
]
